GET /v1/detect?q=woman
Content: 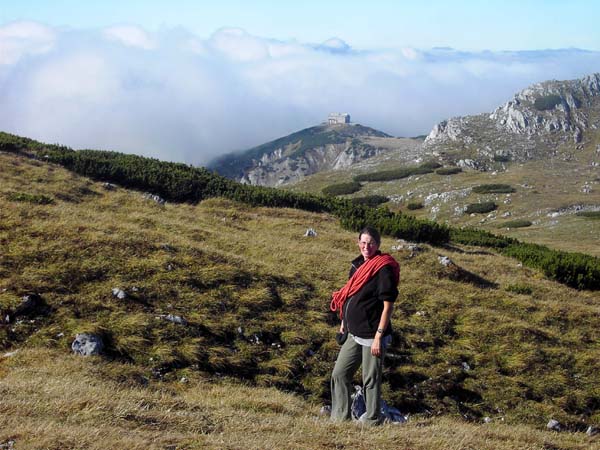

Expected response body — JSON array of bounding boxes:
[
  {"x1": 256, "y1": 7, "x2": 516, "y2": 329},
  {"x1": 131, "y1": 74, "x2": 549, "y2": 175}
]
[{"x1": 330, "y1": 226, "x2": 400, "y2": 425}]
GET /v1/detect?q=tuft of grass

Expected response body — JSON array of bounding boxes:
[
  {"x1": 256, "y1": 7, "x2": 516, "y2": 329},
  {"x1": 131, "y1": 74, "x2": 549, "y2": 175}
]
[{"x1": 7, "y1": 192, "x2": 54, "y2": 204}]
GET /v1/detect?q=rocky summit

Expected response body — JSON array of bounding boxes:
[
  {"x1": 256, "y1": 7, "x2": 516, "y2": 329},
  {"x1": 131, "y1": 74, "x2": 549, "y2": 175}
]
[
  {"x1": 208, "y1": 122, "x2": 422, "y2": 187},
  {"x1": 424, "y1": 73, "x2": 600, "y2": 170}
]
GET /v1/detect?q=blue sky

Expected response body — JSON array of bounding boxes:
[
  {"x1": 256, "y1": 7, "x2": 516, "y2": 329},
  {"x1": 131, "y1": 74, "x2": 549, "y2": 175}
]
[
  {"x1": 1, "y1": 1, "x2": 600, "y2": 164},
  {"x1": 2, "y1": 0, "x2": 599, "y2": 51}
]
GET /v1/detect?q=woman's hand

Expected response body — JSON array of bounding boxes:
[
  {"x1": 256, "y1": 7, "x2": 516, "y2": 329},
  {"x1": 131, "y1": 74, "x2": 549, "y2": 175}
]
[
  {"x1": 371, "y1": 335, "x2": 382, "y2": 357},
  {"x1": 339, "y1": 323, "x2": 345, "y2": 333}
]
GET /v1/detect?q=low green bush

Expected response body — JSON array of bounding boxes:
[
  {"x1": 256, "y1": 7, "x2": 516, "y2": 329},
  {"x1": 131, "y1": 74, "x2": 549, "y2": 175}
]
[
  {"x1": 322, "y1": 181, "x2": 362, "y2": 196},
  {"x1": 500, "y1": 219, "x2": 532, "y2": 228},
  {"x1": 435, "y1": 167, "x2": 462, "y2": 175},
  {"x1": 576, "y1": 211, "x2": 600, "y2": 219},
  {"x1": 472, "y1": 184, "x2": 516, "y2": 194},
  {"x1": 465, "y1": 202, "x2": 497, "y2": 214},
  {"x1": 406, "y1": 201, "x2": 424, "y2": 210},
  {"x1": 354, "y1": 162, "x2": 439, "y2": 182},
  {"x1": 351, "y1": 195, "x2": 388, "y2": 207}
]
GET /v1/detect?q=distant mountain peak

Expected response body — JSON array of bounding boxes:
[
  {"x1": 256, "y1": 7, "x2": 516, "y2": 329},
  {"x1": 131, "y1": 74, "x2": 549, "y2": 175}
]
[
  {"x1": 424, "y1": 72, "x2": 600, "y2": 169},
  {"x1": 208, "y1": 122, "x2": 396, "y2": 186}
]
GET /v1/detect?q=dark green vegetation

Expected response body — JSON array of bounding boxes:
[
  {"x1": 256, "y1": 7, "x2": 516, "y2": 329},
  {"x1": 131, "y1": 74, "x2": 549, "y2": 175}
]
[
  {"x1": 471, "y1": 184, "x2": 516, "y2": 194},
  {"x1": 350, "y1": 195, "x2": 389, "y2": 208},
  {"x1": 533, "y1": 94, "x2": 563, "y2": 111},
  {"x1": 435, "y1": 167, "x2": 462, "y2": 175},
  {"x1": 322, "y1": 181, "x2": 362, "y2": 196},
  {"x1": 465, "y1": 202, "x2": 498, "y2": 214},
  {"x1": 2, "y1": 130, "x2": 599, "y2": 292},
  {"x1": 407, "y1": 202, "x2": 424, "y2": 210},
  {"x1": 499, "y1": 219, "x2": 533, "y2": 229},
  {"x1": 354, "y1": 161, "x2": 442, "y2": 182},
  {"x1": 208, "y1": 124, "x2": 389, "y2": 179},
  {"x1": 577, "y1": 211, "x2": 600, "y2": 219}
]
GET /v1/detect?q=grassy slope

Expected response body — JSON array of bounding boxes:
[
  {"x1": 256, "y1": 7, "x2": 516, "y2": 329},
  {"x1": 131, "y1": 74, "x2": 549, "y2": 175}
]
[
  {"x1": 289, "y1": 140, "x2": 600, "y2": 256},
  {"x1": 1, "y1": 151, "x2": 599, "y2": 449}
]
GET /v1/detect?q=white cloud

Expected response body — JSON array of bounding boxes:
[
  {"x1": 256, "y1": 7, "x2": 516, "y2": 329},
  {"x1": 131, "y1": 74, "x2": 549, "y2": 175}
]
[
  {"x1": 0, "y1": 21, "x2": 55, "y2": 64},
  {"x1": 103, "y1": 25, "x2": 156, "y2": 50},
  {"x1": 1, "y1": 23, "x2": 600, "y2": 166}
]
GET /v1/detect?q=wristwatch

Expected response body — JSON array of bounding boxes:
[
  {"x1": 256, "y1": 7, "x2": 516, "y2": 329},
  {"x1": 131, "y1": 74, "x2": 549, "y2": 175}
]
[{"x1": 376, "y1": 328, "x2": 384, "y2": 334}]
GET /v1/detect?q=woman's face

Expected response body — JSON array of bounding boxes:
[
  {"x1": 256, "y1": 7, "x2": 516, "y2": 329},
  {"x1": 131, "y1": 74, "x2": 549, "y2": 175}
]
[{"x1": 358, "y1": 233, "x2": 379, "y2": 260}]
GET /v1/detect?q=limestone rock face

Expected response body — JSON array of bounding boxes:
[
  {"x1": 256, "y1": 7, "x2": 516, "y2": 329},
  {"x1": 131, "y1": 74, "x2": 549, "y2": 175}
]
[{"x1": 424, "y1": 73, "x2": 600, "y2": 169}]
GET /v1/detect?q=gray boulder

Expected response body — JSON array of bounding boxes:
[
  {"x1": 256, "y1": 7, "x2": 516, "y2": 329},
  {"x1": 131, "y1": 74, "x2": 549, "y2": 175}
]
[
  {"x1": 71, "y1": 333, "x2": 104, "y2": 356},
  {"x1": 547, "y1": 419, "x2": 562, "y2": 432}
]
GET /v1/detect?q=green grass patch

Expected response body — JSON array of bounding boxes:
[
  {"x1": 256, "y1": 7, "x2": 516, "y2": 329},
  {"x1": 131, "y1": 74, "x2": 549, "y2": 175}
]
[
  {"x1": 533, "y1": 94, "x2": 562, "y2": 111},
  {"x1": 505, "y1": 283, "x2": 533, "y2": 295},
  {"x1": 472, "y1": 184, "x2": 516, "y2": 194},
  {"x1": 7, "y1": 192, "x2": 54, "y2": 204}
]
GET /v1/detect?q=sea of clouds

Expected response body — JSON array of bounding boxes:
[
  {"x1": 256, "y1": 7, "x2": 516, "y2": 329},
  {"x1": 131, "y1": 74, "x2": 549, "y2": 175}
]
[{"x1": 1, "y1": 21, "x2": 600, "y2": 166}]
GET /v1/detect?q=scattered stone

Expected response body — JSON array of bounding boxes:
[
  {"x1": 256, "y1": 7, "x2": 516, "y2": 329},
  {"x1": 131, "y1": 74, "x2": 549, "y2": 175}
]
[
  {"x1": 2, "y1": 350, "x2": 19, "y2": 358},
  {"x1": 547, "y1": 419, "x2": 562, "y2": 432},
  {"x1": 461, "y1": 362, "x2": 471, "y2": 371},
  {"x1": 438, "y1": 256, "x2": 453, "y2": 267},
  {"x1": 320, "y1": 405, "x2": 331, "y2": 416},
  {"x1": 142, "y1": 193, "x2": 166, "y2": 205},
  {"x1": 179, "y1": 377, "x2": 189, "y2": 384},
  {"x1": 304, "y1": 228, "x2": 317, "y2": 237},
  {"x1": 586, "y1": 426, "x2": 599, "y2": 436},
  {"x1": 102, "y1": 182, "x2": 117, "y2": 190},
  {"x1": 71, "y1": 333, "x2": 104, "y2": 356},
  {"x1": 159, "y1": 314, "x2": 187, "y2": 325},
  {"x1": 112, "y1": 288, "x2": 127, "y2": 300},
  {"x1": 483, "y1": 417, "x2": 492, "y2": 424},
  {"x1": 0, "y1": 439, "x2": 16, "y2": 449}
]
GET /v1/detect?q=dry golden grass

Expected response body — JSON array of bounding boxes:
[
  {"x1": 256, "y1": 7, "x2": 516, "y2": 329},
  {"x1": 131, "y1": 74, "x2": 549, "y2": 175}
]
[
  {"x1": 1, "y1": 348, "x2": 598, "y2": 450},
  {"x1": 1, "y1": 151, "x2": 600, "y2": 448}
]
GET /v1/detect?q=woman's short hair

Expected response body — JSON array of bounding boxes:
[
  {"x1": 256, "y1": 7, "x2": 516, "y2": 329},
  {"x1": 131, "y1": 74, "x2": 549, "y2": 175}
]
[{"x1": 358, "y1": 226, "x2": 381, "y2": 246}]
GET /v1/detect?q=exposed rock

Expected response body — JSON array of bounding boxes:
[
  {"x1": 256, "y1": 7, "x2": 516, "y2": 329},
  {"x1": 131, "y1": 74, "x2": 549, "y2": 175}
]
[
  {"x1": 71, "y1": 333, "x2": 104, "y2": 356},
  {"x1": 159, "y1": 314, "x2": 188, "y2": 325},
  {"x1": 304, "y1": 228, "x2": 318, "y2": 237},
  {"x1": 111, "y1": 288, "x2": 127, "y2": 300},
  {"x1": 0, "y1": 439, "x2": 16, "y2": 449},
  {"x1": 391, "y1": 240, "x2": 424, "y2": 257},
  {"x1": 102, "y1": 182, "x2": 117, "y2": 190},
  {"x1": 319, "y1": 405, "x2": 332, "y2": 416},
  {"x1": 424, "y1": 73, "x2": 600, "y2": 169},
  {"x1": 547, "y1": 419, "x2": 562, "y2": 432},
  {"x1": 142, "y1": 193, "x2": 166, "y2": 205},
  {"x1": 438, "y1": 256, "x2": 453, "y2": 267},
  {"x1": 587, "y1": 426, "x2": 599, "y2": 436}
]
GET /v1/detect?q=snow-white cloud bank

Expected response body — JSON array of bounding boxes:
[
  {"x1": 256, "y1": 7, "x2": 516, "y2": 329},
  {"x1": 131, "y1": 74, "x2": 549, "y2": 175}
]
[{"x1": 1, "y1": 21, "x2": 600, "y2": 165}]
